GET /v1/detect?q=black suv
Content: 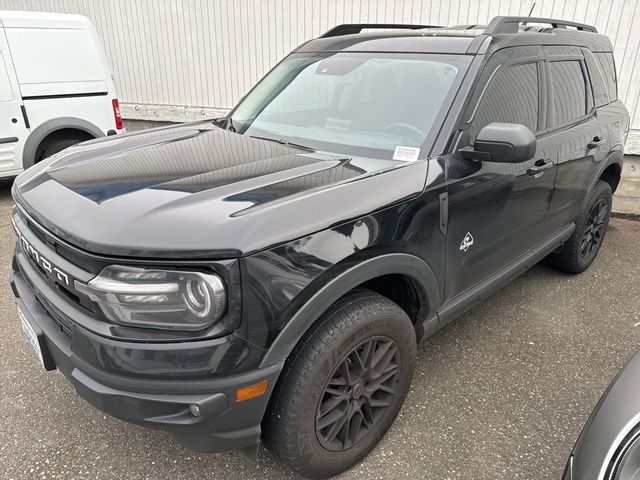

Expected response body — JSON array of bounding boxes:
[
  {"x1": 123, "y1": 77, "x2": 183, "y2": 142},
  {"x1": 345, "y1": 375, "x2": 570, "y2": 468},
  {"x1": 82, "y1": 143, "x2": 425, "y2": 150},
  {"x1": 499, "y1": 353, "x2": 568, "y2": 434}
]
[{"x1": 9, "y1": 16, "x2": 628, "y2": 478}]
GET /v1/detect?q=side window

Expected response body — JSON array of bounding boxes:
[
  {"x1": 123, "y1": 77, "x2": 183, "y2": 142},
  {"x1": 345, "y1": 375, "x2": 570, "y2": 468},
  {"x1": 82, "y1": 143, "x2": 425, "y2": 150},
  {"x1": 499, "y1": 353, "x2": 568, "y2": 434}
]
[
  {"x1": 594, "y1": 52, "x2": 618, "y2": 101},
  {"x1": 0, "y1": 51, "x2": 14, "y2": 102},
  {"x1": 549, "y1": 61, "x2": 588, "y2": 126},
  {"x1": 470, "y1": 62, "x2": 538, "y2": 140},
  {"x1": 585, "y1": 52, "x2": 610, "y2": 107}
]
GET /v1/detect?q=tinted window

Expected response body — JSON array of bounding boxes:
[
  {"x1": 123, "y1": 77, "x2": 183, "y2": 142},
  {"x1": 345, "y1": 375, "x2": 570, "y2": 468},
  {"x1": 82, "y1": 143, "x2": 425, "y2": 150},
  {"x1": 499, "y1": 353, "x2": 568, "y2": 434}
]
[
  {"x1": 585, "y1": 53, "x2": 609, "y2": 107},
  {"x1": 550, "y1": 61, "x2": 587, "y2": 125},
  {"x1": 0, "y1": 51, "x2": 13, "y2": 102},
  {"x1": 470, "y1": 63, "x2": 538, "y2": 139},
  {"x1": 594, "y1": 52, "x2": 617, "y2": 101}
]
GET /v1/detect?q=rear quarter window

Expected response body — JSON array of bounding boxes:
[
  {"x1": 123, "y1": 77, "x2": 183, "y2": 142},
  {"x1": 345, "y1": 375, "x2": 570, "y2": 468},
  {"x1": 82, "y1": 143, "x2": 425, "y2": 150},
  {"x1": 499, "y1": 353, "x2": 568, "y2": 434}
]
[
  {"x1": 585, "y1": 52, "x2": 609, "y2": 107},
  {"x1": 549, "y1": 60, "x2": 587, "y2": 125},
  {"x1": 593, "y1": 52, "x2": 618, "y2": 102}
]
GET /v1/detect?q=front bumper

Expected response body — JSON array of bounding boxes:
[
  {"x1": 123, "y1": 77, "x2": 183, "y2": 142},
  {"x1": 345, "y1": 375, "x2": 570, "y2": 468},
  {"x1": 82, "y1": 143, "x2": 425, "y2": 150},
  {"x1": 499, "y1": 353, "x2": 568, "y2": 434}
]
[{"x1": 10, "y1": 266, "x2": 283, "y2": 454}]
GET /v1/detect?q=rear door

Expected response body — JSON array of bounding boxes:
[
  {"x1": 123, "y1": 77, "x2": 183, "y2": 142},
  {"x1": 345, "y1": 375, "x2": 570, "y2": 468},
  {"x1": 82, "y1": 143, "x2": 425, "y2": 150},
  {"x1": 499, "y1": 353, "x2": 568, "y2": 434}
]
[
  {"x1": 0, "y1": 22, "x2": 28, "y2": 174},
  {"x1": 444, "y1": 46, "x2": 557, "y2": 299},
  {"x1": 542, "y1": 46, "x2": 609, "y2": 232}
]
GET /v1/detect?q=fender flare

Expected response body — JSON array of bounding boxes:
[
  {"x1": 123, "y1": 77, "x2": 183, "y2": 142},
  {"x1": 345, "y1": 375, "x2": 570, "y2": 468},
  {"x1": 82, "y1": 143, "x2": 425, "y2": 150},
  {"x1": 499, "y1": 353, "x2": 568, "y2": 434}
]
[
  {"x1": 593, "y1": 149, "x2": 624, "y2": 179},
  {"x1": 259, "y1": 253, "x2": 440, "y2": 368},
  {"x1": 597, "y1": 149, "x2": 624, "y2": 184},
  {"x1": 581, "y1": 150, "x2": 624, "y2": 209},
  {"x1": 23, "y1": 117, "x2": 105, "y2": 169}
]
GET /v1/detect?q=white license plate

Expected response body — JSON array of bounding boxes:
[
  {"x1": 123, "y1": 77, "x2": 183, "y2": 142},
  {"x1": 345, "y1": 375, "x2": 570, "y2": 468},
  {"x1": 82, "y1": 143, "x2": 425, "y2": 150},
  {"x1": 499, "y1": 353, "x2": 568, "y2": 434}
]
[{"x1": 18, "y1": 306, "x2": 45, "y2": 368}]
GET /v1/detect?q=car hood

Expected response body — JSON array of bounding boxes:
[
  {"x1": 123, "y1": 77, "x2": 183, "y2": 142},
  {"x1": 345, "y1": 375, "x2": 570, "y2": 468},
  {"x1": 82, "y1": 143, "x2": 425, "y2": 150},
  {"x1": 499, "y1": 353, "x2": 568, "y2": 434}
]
[
  {"x1": 569, "y1": 350, "x2": 640, "y2": 480},
  {"x1": 13, "y1": 122, "x2": 428, "y2": 258}
]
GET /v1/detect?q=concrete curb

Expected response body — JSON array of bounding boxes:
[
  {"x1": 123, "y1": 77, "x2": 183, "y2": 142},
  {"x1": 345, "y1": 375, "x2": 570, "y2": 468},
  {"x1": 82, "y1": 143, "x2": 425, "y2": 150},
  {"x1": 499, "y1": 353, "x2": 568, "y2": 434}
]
[
  {"x1": 612, "y1": 212, "x2": 640, "y2": 221},
  {"x1": 614, "y1": 156, "x2": 640, "y2": 215}
]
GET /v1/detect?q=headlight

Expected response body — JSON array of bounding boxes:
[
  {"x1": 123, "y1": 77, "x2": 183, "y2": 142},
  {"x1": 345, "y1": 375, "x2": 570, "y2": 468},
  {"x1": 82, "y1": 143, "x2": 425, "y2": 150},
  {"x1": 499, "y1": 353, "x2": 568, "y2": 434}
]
[
  {"x1": 612, "y1": 429, "x2": 640, "y2": 480},
  {"x1": 76, "y1": 265, "x2": 226, "y2": 331}
]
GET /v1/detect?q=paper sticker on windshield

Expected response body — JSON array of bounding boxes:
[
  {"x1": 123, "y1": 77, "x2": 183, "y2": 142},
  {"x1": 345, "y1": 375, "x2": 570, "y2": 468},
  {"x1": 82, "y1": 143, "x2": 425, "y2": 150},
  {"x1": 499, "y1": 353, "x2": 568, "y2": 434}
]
[{"x1": 393, "y1": 146, "x2": 420, "y2": 162}]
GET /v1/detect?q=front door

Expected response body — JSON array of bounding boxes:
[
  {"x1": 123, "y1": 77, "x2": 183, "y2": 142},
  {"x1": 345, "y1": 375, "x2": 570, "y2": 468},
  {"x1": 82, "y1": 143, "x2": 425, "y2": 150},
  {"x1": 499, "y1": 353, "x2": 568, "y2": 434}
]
[
  {"x1": 0, "y1": 29, "x2": 28, "y2": 175},
  {"x1": 444, "y1": 54, "x2": 557, "y2": 301}
]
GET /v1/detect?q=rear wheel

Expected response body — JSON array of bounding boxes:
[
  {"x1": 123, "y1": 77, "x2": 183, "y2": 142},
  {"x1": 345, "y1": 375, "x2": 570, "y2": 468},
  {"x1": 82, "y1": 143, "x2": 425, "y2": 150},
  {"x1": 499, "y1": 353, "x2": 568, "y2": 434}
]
[
  {"x1": 264, "y1": 290, "x2": 416, "y2": 479},
  {"x1": 548, "y1": 180, "x2": 612, "y2": 273},
  {"x1": 36, "y1": 135, "x2": 91, "y2": 163}
]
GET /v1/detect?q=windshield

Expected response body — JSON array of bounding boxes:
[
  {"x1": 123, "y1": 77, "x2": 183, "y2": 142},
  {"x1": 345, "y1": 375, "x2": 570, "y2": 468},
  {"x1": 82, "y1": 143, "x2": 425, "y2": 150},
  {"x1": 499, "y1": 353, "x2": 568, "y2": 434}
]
[{"x1": 229, "y1": 52, "x2": 470, "y2": 160}]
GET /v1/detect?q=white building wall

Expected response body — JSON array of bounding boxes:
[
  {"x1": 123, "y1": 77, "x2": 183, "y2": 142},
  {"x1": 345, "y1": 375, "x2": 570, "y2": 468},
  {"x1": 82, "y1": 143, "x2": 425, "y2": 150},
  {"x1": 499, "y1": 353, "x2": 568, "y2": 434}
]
[{"x1": 2, "y1": 0, "x2": 640, "y2": 136}]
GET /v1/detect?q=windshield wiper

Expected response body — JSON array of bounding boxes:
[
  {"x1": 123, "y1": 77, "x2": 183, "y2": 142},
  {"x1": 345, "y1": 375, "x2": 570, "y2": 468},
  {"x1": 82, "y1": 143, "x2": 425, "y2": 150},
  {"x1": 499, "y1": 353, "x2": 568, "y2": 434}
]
[{"x1": 249, "y1": 135, "x2": 315, "y2": 151}]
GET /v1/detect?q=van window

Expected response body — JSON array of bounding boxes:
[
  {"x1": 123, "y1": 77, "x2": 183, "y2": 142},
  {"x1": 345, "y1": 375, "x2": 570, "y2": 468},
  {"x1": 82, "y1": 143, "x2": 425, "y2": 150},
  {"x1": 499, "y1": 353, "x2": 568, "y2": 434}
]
[
  {"x1": 550, "y1": 61, "x2": 587, "y2": 125},
  {"x1": 0, "y1": 51, "x2": 13, "y2": 101},
  {"x1": 594, "y1": 52, "x2": 617, "y2": 101},
  {"x1": 470, "y1": 62, "x2": 539, "y2": 139}
]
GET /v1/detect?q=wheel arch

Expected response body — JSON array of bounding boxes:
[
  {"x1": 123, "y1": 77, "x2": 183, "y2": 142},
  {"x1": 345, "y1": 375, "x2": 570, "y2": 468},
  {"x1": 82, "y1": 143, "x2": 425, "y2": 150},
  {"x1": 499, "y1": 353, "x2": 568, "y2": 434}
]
[
  {"x1": 259, "y1": 253, "x2": 440, "y2": 368},
  {"x1": 574, "y1": 150, "x2": 624, "y2": 218},
  {"x1": 595, "y1": 150, "x2": 624, "y2": 192},
  {"x1": 23, "y1": 117, "x2": 105, "y2": 169},
  {"x1": 599, "y1": 161, "x2": 622, "y2": 193}
]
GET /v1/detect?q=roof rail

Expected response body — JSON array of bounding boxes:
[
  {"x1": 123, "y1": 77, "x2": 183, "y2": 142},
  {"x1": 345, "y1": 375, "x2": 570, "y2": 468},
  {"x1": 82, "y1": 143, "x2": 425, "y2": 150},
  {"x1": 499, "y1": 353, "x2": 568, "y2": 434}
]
[
  {"x1": 484, "y1": 16, "x2": 597, "y2": 34},
  {"x1": 449, "y1": 24, "x2": 485, "y2": 30},
  {"x1": 319, "y1": 23, "x2": 440, "y2": 38}
]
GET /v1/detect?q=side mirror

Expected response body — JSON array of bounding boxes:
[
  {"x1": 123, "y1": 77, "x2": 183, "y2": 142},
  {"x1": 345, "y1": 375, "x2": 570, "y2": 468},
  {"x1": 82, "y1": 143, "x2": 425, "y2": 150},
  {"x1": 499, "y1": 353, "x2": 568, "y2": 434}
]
[{"x1": 459, "y1": 122, "x2": 536, "y2": 163}]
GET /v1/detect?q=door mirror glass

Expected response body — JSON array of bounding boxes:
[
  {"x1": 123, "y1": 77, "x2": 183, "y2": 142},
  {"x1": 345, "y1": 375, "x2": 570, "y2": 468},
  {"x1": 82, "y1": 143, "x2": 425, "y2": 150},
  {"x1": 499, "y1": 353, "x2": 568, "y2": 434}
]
[{"x1": 459, "y1": 122, "x2": 536, "y2": 163}]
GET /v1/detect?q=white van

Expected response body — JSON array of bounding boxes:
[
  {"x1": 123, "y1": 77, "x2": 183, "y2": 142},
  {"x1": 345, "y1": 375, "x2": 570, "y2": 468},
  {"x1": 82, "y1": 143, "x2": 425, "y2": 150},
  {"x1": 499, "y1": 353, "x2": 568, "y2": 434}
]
[{"x1": 0, "y1": 10, "x2": 123, "y2": 178}]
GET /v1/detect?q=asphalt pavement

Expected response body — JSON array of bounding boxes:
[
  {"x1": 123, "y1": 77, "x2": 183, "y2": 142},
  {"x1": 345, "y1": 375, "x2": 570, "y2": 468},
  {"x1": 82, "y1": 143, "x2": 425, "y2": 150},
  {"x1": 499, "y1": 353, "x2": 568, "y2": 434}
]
[{"x1": 1, "y1": 175, "x2": 639, "y2": 480}]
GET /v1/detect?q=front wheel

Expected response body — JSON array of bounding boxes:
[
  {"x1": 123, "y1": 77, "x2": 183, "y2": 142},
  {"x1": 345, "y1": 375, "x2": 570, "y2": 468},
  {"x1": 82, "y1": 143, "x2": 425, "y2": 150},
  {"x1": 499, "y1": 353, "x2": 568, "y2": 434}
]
[
  {"x1": 548, "y1": 179, "x2": 612, "y2": 274},
  {"x1": 264, "y1": 290, "x2": 416, "y2": 478}
]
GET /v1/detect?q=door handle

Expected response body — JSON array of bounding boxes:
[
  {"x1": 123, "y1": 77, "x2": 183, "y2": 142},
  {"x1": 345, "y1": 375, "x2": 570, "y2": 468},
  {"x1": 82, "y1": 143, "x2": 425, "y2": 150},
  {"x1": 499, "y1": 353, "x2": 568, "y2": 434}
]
[
  {"x1": 587, "y1": 136, "x2": 606, "y2": 149},
  {"x1": 527, "y1": 160, "x2": 554, "y2": 177}
]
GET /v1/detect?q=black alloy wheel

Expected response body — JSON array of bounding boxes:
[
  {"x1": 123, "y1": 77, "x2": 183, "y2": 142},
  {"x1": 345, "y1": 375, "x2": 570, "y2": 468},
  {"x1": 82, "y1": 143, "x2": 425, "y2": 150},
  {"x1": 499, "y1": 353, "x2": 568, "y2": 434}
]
[
  {"x1": 264, "y1": 290, "x2": 416, "y2": 479},
  {"x1": 580, "y1": 198, "x2": 608, "y2": 259},
  {"x1": 315, "y1": 336, "x2": 400, "y2": 451},
  {"x1": 547, "y1": 179, "x2": 612, "y2": 274}
]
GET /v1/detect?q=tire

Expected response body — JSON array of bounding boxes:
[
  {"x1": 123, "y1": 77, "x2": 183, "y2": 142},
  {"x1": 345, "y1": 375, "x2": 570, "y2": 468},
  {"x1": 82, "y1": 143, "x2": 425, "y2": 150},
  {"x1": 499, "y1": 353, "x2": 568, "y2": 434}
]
[
  {"x1": 548, "y1": 179, "x2": 612, "y2": 274},
  {"x1": 264, "y1": 290, "x2": 417, "y2": 479},
  {"x1": 36, "y1": 137, "x2": 87, "y2": 163}
]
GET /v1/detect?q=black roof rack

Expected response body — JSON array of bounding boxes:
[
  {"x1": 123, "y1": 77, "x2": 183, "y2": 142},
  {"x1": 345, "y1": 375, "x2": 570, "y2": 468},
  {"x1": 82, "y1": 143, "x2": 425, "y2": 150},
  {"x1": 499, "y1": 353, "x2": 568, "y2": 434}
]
[
  {"x1": 320, "y1": 23, "x2": 440, "y2": 38},
  {"x1": 484, "y1": 16, "x2": 597, "y2": 34},
  {"x1": 449, "y1": 24, "x2": 485, "y2": 30}
]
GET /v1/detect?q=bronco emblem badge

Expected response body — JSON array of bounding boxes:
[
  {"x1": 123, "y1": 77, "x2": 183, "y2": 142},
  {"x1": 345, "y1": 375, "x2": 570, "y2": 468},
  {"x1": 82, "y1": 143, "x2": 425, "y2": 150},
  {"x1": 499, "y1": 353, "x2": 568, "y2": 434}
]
[{"x1": 460, "y1": 232, "x2": 474, "y2": 252}]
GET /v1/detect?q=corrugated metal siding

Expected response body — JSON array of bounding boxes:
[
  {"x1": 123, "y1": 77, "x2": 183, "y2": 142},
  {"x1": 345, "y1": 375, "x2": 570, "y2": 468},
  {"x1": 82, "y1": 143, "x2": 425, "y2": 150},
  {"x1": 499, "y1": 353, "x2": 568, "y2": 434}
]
[{"x1": 2, "y1": 0, "x2": 640, "y2": 130}]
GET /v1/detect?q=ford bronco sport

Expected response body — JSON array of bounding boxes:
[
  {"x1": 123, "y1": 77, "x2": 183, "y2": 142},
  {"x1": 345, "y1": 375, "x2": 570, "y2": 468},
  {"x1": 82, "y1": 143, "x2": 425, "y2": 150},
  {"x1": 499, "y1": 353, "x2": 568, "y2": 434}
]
[{"x1": 9, "y1": 16, "x2": 628, "y2": 478}]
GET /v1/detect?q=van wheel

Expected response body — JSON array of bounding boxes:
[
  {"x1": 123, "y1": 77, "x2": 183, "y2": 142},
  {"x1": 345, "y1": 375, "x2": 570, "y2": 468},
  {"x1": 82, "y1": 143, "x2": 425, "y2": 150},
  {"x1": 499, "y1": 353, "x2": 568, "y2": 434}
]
[
  {"x1": 36, "y1": 137, "x2": 88, "y2": 163},
  {"x1": 548, "y1": 180, "x2": 612, "y2": 274},
  {"x1": 264, "y1": 290, "x2": 416, "y2": 479}
]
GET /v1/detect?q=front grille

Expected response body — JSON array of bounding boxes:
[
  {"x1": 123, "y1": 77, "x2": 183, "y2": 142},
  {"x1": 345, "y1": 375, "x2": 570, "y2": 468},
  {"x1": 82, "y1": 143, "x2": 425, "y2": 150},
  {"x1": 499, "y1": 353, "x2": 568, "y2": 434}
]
[
  {"x1": 13, "y1": 209, "x2": 100, "y2": 337},
  {"x1": 19, "y1": 261, "x2": 74, "y2": 337},
  {"x1": 25, "y1": 217, "x2": 50, "y2": 245},
  {"x1": 21, "y1": 240, "x2": 93, "y2": 313},
  {"x1": 20, "y1": 212, "x2": 103, "y2": 275},
  {"x1": 54, "y1": 242, "x2": 104, "y2": 275}
]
